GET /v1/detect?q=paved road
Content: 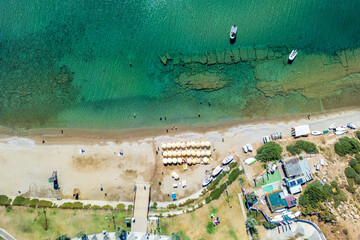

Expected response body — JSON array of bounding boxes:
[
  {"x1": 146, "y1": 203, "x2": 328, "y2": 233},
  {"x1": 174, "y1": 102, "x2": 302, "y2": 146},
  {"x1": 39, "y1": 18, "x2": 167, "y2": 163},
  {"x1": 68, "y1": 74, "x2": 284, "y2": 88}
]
[
  {"x1": 131, "y1": 181, "x2": 151, "y2": 233},
  {"x1": 0, "y1": 228, "x2": 16, "y2": 240}
]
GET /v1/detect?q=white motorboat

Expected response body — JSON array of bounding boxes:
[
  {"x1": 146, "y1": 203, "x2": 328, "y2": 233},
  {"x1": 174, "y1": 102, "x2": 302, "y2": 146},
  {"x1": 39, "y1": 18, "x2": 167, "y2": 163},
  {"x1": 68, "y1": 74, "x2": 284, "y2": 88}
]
[
  {"x1": 311, "y1": 131, "x2": 323, "y2": 136},
  {"x1": 334, "y1": 130, "x2": 348, "y2": 135},
  {"x1": 288, "y1": 49, "x2": 298, "y2": 61},
  {"x1": 212, "y1": 165, "x2": 223, "y2": 177},
  {"x1": 222, "y1": 154, "x2": 234, "y2": 165},
  {"x1": 335, "y1": 126, "x2": 347, "y2": 132},
  {"x1": 263, "y1": 136, "x2": 270, "y2": 143},
  {"x1": 230, "y1": 25, "x2": 237, "y2": 40},
  {"x1": 242, "y1": 146, "x2": 248, "y2": 153},
  {"x1": 347, "y1": 122, "x2": 357, "y2": 129},
  {"x1": 202, "y1": 175, "x2": 212, "y2": 187},
  {"x1": 329, "y1": 123, "x2": 337, "y2": 130}
]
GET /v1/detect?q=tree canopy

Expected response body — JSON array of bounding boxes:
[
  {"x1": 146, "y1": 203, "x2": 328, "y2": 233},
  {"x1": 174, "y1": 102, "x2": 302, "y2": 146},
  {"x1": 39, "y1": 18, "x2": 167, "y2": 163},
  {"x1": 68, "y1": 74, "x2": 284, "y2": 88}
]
[
  {"x1": 334, "y1": 137, "x2": 360, "y2": 156},
  {"x1": 286, "y1": 140, "x2": 318, "y2": 156},
  {"x1": 256, "y1": 142, "x2": 283, "y2": 162}
]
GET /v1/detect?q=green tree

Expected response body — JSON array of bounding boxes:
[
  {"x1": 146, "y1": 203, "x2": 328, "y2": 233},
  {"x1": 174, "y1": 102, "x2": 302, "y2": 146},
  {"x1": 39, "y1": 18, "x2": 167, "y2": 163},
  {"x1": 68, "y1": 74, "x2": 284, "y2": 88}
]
[
  {"x1": 256, "y1": 142, "x2": 283, "y2": 162},
  {"x1": 353, "y1": 164, "x2": 360, "y2": 174},
  {"x1": 345, "y1": 167, "x2": 357, "y2": 178},
  {"x1": 56, "y1": 234, "x2": 69, "y2": 240},
  {"x1": 76, "y1": 231, "x2": 87, "y2": 240},
  {"x1": 246, "y1": 217, "x2": 258, "y2": 234},
  {"x1": 350, "y1": 158, "x2": 358, "y2": 168},
  {"x1": 286, "y1": 140, "x2": 318, "y2": 156}
]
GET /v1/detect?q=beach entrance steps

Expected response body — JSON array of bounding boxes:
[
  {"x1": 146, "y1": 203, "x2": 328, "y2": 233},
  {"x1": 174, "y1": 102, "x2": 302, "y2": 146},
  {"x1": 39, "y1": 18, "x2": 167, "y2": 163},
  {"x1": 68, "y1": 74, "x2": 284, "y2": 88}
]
[{"x1": 131, "y1": 181, "x2": 151, "y2": 233}]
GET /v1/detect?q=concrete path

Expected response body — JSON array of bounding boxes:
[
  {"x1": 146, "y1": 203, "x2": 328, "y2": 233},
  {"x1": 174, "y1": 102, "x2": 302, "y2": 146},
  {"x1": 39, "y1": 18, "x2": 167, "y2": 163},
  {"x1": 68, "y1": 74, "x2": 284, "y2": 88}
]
[
  {"x1": 0, "y1": 228, "x2": 16, "y2": 240},
  {"x1": 268, "y1": 221, "x2": 323, "y2": 240},
  {"x1": 131, "y1": 181, "x2": 151, "y2": 233},
  {"x1": 238, "y1": 193, "x2": 251, "y2": 240}
]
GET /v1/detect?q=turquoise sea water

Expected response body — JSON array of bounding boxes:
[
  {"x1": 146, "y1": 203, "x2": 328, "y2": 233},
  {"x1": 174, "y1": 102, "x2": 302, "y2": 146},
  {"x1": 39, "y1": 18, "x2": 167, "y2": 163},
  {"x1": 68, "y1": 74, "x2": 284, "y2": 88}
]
[{"x1": 0, "y1": 0, "x2": 359, "y2": 130}]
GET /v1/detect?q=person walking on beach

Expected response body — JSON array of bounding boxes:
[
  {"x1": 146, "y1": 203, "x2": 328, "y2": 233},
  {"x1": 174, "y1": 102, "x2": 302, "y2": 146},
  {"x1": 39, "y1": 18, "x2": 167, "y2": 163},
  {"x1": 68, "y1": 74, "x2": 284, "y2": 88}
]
[
  {"x1": 307, "y1": 114, "x2": 311, "y2": 120},
  {"x1": 208, "y1": 100, "x2": 211, "y2": 106}
]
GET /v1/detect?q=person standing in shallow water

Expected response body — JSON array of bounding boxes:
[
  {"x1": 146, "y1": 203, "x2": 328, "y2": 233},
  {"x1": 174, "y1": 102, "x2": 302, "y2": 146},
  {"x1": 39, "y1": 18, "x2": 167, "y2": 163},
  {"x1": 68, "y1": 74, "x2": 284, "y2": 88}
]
[{"x1": 208, "y1": 100, "x2": 211, "y2": 106}]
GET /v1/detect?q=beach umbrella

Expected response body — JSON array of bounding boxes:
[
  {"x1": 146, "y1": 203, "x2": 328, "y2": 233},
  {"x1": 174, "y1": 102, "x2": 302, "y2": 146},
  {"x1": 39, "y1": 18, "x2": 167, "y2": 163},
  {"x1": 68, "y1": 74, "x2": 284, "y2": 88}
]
[
  {"x1": 181, "y1": 150, "x2": 187, "y2": 156},
  {"x1": 180, "y1": 142, "x2": 186, "y2": 149},
  {"x1": 166, "y1": 143, "x2": 172, "y2": 149},
  {"x1": 161, "y1": 143, "x2": 167, "y2": 149},
  {"x1": 191, "y1": 150, "x2": 197, "y2": 156},
  {"x1": 191, "y1": 141, "x2": 196, "y2": 148},
  {"x1": 175, "y1": 142, "x2": 181, "y2": 148},
  {"x1": 177, "y1": 150, "x2": 182, "y2": 156},
  {"x1": 163, "y1": 151, "x2": 168, "y2": 157},
  {"x1": 187, "y1": 158, "x2": 192, "y2": 165},
  {"x1": 163, "y1": 158, "x2": 167, "y2": 165},
  {"x1": 195, "y1": 141, "x2": 201, "y2": 148},
  {"x1": 200, "y1": 141, "x2": 206, "y2": 147},
  {"x1": 205, "y1": 141, "x2": 211, "y2": 147},
  {"x1": 201, "y1": 150, "x2": 206, "y2": 156},
  {"x1": 172, "y1": 171, "x2": 177, "y2": 178},
  {"x1": 186, "y1": 150, "x2": 191, "y2": 156},
  {"x1": 196, "y1": 151, "x2": 201, "y2": 157},
  {"x1": 172, "y1": 158, "x2": 177, "y2": 165},
  {"x1": 177, "y1": 158, "x2": 182, "y2": 164},
  {"x1": 206, "y1": 150, "x2": 211, "y2": 156},
  {"x1": 167, "y1": 151, "x2": 172, "y2": 157},
  {"x1": 203, "y1": 157, "x2": 209, "y2": 163},
  {"x1": 186, "y1": 141, "x2": 191, "y2": 148}
]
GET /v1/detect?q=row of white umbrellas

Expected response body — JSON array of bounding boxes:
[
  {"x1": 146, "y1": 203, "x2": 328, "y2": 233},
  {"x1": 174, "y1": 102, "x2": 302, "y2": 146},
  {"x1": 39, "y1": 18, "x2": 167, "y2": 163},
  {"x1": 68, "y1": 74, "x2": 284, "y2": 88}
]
[
  {"x1": 163, "y1": 157, "x2": 210, "y2": 165},
  {"x1": 161, "y1": 141, "x2": 211, "y2": 149},
  {"x1": 163, "y1": 149, "x2": 211, "y2": 157}
]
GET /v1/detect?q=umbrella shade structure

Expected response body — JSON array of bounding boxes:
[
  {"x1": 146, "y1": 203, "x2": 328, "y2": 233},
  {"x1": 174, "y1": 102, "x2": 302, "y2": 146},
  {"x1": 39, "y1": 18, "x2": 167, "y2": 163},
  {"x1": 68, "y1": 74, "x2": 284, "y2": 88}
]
[
  {"x1": 186, "y1": 150, "x2": 192, "y2": 156},
  {"x1": 177, "y1": 150, "x2": 182, "y2": 157},
  {"x1": 177, "y1": 158, "x2": 182, "y2": 164},
  {"x1": 180, "y1": 142, "x2": 186, "y2": 149},
  {"x1": 193, "y1": 158, "x2": 199, "y2": 164},
  {"x1": 196, "y1": 151, "x2": 201, "y2": 157},
  {"x1": 181, "y1": 150, "x2": 187, "y2": 156},
  {"x1": 175, "y1": 142, "x2": 181, "y2": 148},
  {"x1": 201, "y1": 150, "x2": 206, "y2": 156},
  {"x1": 205, "y1": 141, "x2": 211, "y2": 147},
  {"x1": 166, "y1": 151, "x2": 171, "y2": 157},
  {"x1": 103, "y1": 234, "x2": 110, "y2": 240},
  {"x1": 163, "y1": 158, "x2": 167, "y2": 165},
  {"x1": 161, "y1": 143, "x2": 167, "y2": 149},
  {"x1": 187, "y1": 158, "x2": 192, "y2": 165},
  {"x1": 186, "y1": 141, "x2": 191, "y2": 148},
  {"x1": 166, "y1": 143, "x2": 172, "y2": 149},
  {"x1": 200, "y1": 141, "x2": 206, "y2": 147},
  {"x1": 195, "y1": 142, "x2": 201, "y2": 148},
  {"x1": 206, "y1": 150, "x2": 212, "y2": 156},
  {"x1": 191, "y1": 141, "x2": 196, "y2": 148},
  {"x1": 203, "y1": 157, "x2": 210, "y2": 163},
  {"x1": 163, "y1": 151, "x2": 168, "y2": 157},
  {"x1": 191, "y1": 150, "x2": 196, "y2": 156},
  {"x1": 91, "y1": 234, "x2": 98, "y2": 240}
]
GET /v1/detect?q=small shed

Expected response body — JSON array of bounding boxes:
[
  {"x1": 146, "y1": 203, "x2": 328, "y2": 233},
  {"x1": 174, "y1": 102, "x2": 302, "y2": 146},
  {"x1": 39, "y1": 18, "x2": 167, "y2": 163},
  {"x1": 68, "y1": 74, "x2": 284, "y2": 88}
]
[{"x1": 291, "y1": 125, "x2": 310, "y2": 138}]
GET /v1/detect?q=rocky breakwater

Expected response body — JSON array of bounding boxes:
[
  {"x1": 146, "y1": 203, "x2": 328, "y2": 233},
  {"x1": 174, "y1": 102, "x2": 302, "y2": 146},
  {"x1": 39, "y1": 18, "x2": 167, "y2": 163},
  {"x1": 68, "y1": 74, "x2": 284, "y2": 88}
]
[{"x1": 174, "y1": 72, "x2": 230, "y2": 91}]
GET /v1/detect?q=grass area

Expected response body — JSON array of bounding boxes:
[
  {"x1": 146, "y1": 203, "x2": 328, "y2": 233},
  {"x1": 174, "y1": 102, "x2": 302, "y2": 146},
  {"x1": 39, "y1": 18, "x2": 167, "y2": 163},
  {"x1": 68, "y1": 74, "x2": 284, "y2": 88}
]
[
  {"x1": 159, "y1": 180, "x2": 247, "y2": 239},
  {"x1": 0, "y1": 236, "x2": 5, "y2": 240},
  {"x1": 0, "y1": 206, "x2": 131, "y2": 239},
  {"x1": 254, "y1": 170, "x2": 281, "y2": 187}
]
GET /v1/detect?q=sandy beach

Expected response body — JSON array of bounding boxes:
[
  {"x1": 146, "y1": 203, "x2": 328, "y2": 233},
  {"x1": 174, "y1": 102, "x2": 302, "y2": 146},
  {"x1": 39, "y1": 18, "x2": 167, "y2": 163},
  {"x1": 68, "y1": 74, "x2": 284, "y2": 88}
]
[{"x1": 0, "y1": 108, "x2": 359, "y2": 202}]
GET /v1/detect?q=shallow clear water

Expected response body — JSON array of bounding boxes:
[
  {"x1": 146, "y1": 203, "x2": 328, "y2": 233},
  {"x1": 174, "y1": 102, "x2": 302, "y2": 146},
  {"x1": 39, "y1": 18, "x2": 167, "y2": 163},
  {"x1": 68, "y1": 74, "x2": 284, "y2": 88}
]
[{"x1": 0, "y1": 0, "x2": 359, "y2": 130}]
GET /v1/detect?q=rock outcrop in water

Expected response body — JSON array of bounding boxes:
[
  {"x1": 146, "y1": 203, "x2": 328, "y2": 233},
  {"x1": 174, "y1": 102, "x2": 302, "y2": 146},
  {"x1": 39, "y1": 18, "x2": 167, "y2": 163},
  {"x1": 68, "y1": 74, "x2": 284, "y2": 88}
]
[{"x1": 174, "y1": 72, "x2": 230, "y2": 91}]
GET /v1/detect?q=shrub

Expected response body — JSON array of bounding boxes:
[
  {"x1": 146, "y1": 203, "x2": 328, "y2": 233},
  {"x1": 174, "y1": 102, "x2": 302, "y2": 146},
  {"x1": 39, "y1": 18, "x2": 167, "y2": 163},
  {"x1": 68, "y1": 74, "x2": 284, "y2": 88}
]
[
  {"x1": 228, "y1": 162, "x2": 237, "y2": 169},
  {"x1": 128, "y1": 205, "x2": 133, "y2": 211},
  {"x1": 206, "y1": 221, "x2": 215, "y2": 234},
  {"x1": 116, "y1": 203, "x2": 126, "y2": 210},
  {"x1": 353, "y1": 164, "x2": 360, "y2": 174},
  {"x1": 256, "y1": 142, "x2": 283, "y2": 162},
  {"x1": 355, "y1": 174, "x2": 360, "y2": 185},
  {"x1": 6, "y1": 206, "x2": 12, "y2": 213},
  {"x1": 91, "y1": 205, "x2": 101, "y2": 210},
  {"x1": 227, "y1": 168, "x2": 241, "y2": 185},
  {"x1": 350, "y1": 158, "x2": 358, "y2": 168},
  {"x1": 197, "y1": 202, "x2": 203, "y2": 208},
  {"x1": 29, "y1": 199, "x2": 39, "y2": 207},
  {"x1": 356, "y1": 131, "x2": 360, "y2": 140},
  {"x1": 286, "y1": 140, "x2": 318, "y2": 155},
  {"x1": 60, "y1": 202, "x2": 74, "y2": 209},
  {"x1": 73, "y1": 202, "x2": 84, "y2": 209},
  {"x1": 207, "y1": 172, "x2": 225, "y2": 191},
  {"x1": 345, "y1": 167, "x2": 357, "y2": 178},
  {"x1": 83, "y1": 204, "x2": 91, "y2": 209},
  {"x1": 101, "y1": 204, "x2": 113, "y2": 210},
  {"x1": 37, "y1": 200, "x2": 53, "y2": 208},
  {"x1": 56, "y1": 234, "x2": 70, "y2": 240},
  {"x1": 205, "y1": 196, "x2": 211, "y2": 204},
  {"x1": 168, "y1": 204, "x2": 177, "y2": 209},
  {"x1": 0, "y1": 195, "x2": 12, "y2": 206},
  {"x1": 179, "y1": 199, "x2": 195, "y2": 207},
  {"x1": 210, "y1": 183, "x2": 227, "y2": 201},
  {"x1": 12, "y1": 196, "x2": 30, "y2": 206},
  {"x1": 334, "y1": 137, "x2": 360, "y2": 156},
  {"x1": 263, "y1": 221, "x2": 277, "y2": 229}
]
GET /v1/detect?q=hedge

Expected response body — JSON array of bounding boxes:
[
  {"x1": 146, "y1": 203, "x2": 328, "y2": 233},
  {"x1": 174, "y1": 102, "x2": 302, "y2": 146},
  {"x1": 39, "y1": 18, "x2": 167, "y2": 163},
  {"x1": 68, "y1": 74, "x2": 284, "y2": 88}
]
[
  {"x1": 101, "y1": 204, "x2": 113, "y2": 210},
  {"x1": 286, "y1": 140, "x2": 319, "y2": 156},
  {"x1": 167, "y1": 204, "x2": 177, "y2": 209},
  {"x1": 84, "y1": 204, "x2": 91, "y2": 209},
  {"x1": 116, "y1": 203, "x2": 126, "y2": 210},
  {"x1": 227, "y1": 168, "x2": 241, "y2": 185},
  {"x1": 91, "y1": 205, "x2": 101, "y2": 210},
  {"x1": 178, "y1": 198, "x2": 195, "y2": 207},
  {"x1": 207, "y1": 172, "x2": 226, "y2": 191},
  {"x1": 128, "y1": 205, "x2": 133, "y2": 211},
  {"x1": 60, "y1": 202, "x2": 75, "y2": 209},
  {"x1": 29, "y1": 198, "x2": 39, "y2": 207},
  {"x1": 12, "y1": 196, "x2": 30, "y2": 206},
  {"x1": 0, "y1": 195, "x2": 12, "y2": 206},
  {"x1": 38, "y1": 200, "x2": 53, "y2": 208},
  {"x1": 334, "y1": 137, "x2": 360, "y2": 156}
]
